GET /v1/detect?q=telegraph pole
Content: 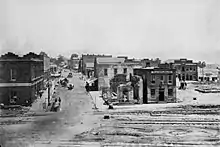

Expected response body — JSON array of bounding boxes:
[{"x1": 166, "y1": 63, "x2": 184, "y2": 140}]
[
  {"x1": 48, "y1": 85, "x2": 50, "y2": 105},
  {"x1": 47, "y1": 79, "x2": 52, "y2": 106}
]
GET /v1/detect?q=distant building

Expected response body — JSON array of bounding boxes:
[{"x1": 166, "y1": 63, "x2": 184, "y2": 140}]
[
  {"x1": 117, "y1": 56, "x2": 128, "y2": 60},
  {"x1": 0, "y1": 52, "x2": 44, "y2": 105},
  {"x1": 134, "y1": 65, "x2": 176, "y2": 104},
  {"x1": 39, "y1": 52, "x2": 50, "y2": 89},
  {"x1": 94, "y1": 57, "x2": 140, "y2": 90},
  {"x1": 198, "y1": 64, "x2": 219, "y2": 82},
  {"x1": 68, "y1": 54, "x2": 79, "y2": 70},
  {"x1": 81, "y1": 54, "x2": 112, "y2": 78},
  {"x1": 50, "y1": 64, "x2": 58, "y2": 74},
  {"x1": 141, "y1": 58, "x2": 161, "y2": 68},
  {"x1": 167, "y1": 59, "x2": 198, "y2": 81},
  {"x1": 218, "y1": 68, "x2": 220, "y2": 83}
]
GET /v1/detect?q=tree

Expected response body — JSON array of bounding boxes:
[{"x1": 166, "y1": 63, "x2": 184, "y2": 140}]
[
  {"x1": 39, "y1": 51, "x2": 49, "y2": 57},
  {"x1": 70, "y1": 54, "x2": 78, "y2": 60},
  {"x1": 198, "y1": 61, "x2": 206, "y2": 81}
]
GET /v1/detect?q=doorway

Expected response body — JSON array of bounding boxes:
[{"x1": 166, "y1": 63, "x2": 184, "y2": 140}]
[{"x1": 159, "y1": 90, "x2": 165, "y2": 101}]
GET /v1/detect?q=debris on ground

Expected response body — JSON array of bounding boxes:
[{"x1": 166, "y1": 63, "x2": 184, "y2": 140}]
[{"x1": 103, "y1": 115, "x2": 110, "y2": 119}]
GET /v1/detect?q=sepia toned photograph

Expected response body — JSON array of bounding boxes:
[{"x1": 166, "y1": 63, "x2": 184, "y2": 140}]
[{"x1": 0, "y1": 0, "x2": 220, "y2": 146}]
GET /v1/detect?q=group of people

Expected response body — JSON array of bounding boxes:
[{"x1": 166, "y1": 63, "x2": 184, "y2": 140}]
[{"x1": 179, "y1": 80, "x2": 187, "y2": 90}]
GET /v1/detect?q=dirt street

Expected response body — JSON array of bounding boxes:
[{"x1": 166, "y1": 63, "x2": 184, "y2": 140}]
[
  {"x1": 0, "y1": 71, "x2": 101, "y2": 147},
  {"x1": 1, "y1": 73, "x2": 220, "y2": 147}
]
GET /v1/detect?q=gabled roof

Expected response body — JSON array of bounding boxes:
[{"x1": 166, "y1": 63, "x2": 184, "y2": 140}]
[{"x1": 96, "y1": 57, "x2": 125, "y2": 64}]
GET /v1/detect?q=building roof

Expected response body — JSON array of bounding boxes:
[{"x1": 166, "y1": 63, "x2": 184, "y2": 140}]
[
  {"x1": 96, "y1": 57, "x2": 125, "y2": 64},
  {"x1": 163, "y1": 59, "x2": 176, "y2": 63},
  {"x1": 0, "y1": 58, "x2": 43, "y2": 62}
]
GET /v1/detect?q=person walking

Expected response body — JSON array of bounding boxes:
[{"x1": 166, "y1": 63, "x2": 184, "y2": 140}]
[{"x1": 85, "y1": 82, "x2": 89, "y2": 93}]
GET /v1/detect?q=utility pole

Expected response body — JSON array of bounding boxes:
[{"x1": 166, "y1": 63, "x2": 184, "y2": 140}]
[
  {"x1": 48, "y1": 85, "x2": 50, "y2": 105},
  {"x1": 47, "y1": 80, "x2": 52, "y2": 106}
]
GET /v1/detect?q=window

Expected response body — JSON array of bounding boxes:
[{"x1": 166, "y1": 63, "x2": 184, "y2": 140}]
[
  {"x1": 168, "y1": 89, "x2": 173, "y2": 96},
  {"x1": 151, "y1": 89, "x2": 155, "y2": 96},
  {"x1": 190, "y1": 75, "x2": 193, "y2": 80},
  {"x1": 10, "y1": 69, "x2": 17, "y2": 81},
  {"x1": 151, "y1": 75, "x2": 155, "y2": 84},
  {"x1": 182, "y1": 67, "x2": 185, "y2": 72},
  {"x1": 168, "y1": 75, "x2": 173, "y2": 84},
  {"x1": 160, "y1": 75, "x2": 164, "y2": 81},
  {"x1": 123, "y1": 68, "x2": 127, "y2": 74},
  {"x1": 190, "y1": 67, "x2": 192, "y2": 71},
  {"x1": 104, "y1": 69, "x2": 108, "y2": 76},
  {"x1": 114, "y1": 68, "x2": 117, "y2": 75},
  {"x1": 186, "y1": 68, "x2": 189, "y2": 71}
]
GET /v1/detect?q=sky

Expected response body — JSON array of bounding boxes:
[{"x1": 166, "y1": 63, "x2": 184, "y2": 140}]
[{"x1": 0, "y1": 0, "x2": 219, "y2": 63}]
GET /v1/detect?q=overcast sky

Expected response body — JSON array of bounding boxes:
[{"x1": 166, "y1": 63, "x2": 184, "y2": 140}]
[{"x1": 0, "y1": 0, "x2": 219, "y2": 63}]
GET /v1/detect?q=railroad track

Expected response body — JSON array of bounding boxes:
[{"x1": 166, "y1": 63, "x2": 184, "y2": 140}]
[
  {"x1": 110, "y1": 110, "x2": 220, "y2": 116},
  {"x1": 120, "y1": 121, "x2": 220, "y2": 125},
  {"x1": 29, "y1": 140, "x2": 220, "y2": 147},
  {"x1": 0, "y1": 120, "x2": 34, "y2": 125}
]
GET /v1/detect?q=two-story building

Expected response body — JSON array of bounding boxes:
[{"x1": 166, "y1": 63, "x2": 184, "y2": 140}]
[
  {"x1": 198, "y1": 64, "x2": 219, "y2": 82},
  {"x1": 134, "y1": 64, "x2": 176, "y2": 104},
  {"x1": 80, "y1": 54, "x2": 112, "y2": 78},
  {"x1": 166, "y1": 59, "x2": 198, "y2": 81},
  {"x1": 0, "y1": 52, "x2": 44, "y2": 106},
  {"x1": 39, "y1": 52, "x2": 51, "y2": 89},
  {"x1": 68, "y1": 53, "x2": 79, "y2": 71},
  {"x1": 94, "y1": 57, "x2": 141, "y2": 90}
]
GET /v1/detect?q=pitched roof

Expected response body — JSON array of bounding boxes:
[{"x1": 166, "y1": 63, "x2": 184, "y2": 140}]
[{"x1": 96, "y1": 57, "x2": 125, "y2": 64}]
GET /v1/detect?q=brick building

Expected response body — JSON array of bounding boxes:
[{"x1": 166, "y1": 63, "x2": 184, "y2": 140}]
[
  {"x1": 0, "y1": 52, "x2": 44, "y2": 105},
  {"x1": 134, "y1": 65, "x2": 176, "y2": 104},
  {"x1": 166, "y1": 59, "x2": 198, "y2": 81}
]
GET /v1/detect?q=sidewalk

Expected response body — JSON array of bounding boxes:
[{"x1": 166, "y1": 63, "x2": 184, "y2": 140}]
[{"x1": 29, "y1": 79, "x2": 57, "y2": 112}]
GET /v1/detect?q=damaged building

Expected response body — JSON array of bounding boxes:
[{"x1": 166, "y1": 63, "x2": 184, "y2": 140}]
[{"x1": 94, "y1": 57, "x2": 141, "y2": 90}]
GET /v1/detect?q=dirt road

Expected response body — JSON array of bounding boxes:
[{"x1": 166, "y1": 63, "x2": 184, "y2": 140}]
[{"x1": 0, "y1": 71, "x2": 101, "y2": 147}]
